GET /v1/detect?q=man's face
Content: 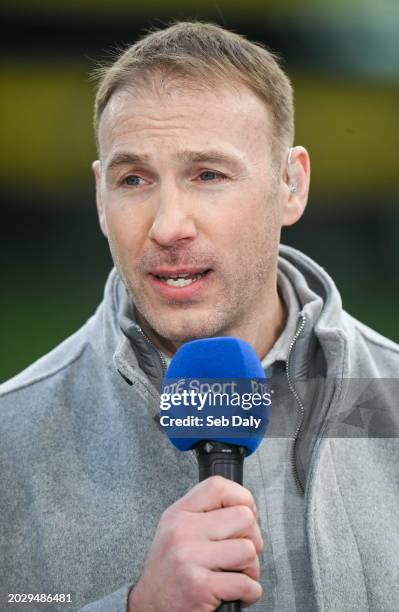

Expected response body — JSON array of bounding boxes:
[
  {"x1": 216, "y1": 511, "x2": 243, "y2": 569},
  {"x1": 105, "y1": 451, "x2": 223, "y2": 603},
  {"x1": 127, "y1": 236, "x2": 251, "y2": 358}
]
[{"x1": 94, "y1": 82, "x2": 290, "y2": 352}]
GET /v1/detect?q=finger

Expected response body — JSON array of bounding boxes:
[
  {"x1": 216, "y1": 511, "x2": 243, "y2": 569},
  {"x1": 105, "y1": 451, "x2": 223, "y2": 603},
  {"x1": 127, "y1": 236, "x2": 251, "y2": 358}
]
[
  {"x1": 198, "y1": 539, "x2": 260, "y2": 580},
  {"x1": 199, "y1": 505, "x2": 263, "y2": 554},
  {"x1": 174, "y1": 475, "x2": 256, "y2": 515},
  {"x1": 208, "y1": 570, "x2": 262, "y2": 607}
]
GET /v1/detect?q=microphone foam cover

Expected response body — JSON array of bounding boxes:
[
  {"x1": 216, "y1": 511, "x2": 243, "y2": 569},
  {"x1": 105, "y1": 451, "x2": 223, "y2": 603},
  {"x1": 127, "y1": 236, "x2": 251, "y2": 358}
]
[{"x1": 161, "y1": 337, "x2": 270, "y2": 456}]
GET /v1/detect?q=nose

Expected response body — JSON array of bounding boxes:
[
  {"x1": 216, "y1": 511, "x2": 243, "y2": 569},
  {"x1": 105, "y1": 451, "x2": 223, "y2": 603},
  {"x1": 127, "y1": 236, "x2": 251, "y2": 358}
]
[{"x1": 148, "y1": 182, "x2": 197, "y2": 247}]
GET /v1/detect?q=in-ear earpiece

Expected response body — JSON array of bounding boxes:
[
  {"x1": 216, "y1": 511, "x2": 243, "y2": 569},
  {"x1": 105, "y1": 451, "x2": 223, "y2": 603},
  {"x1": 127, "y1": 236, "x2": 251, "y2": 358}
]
[{"x1": 287, "y1": 147, "x2": 297, "y2": 193}]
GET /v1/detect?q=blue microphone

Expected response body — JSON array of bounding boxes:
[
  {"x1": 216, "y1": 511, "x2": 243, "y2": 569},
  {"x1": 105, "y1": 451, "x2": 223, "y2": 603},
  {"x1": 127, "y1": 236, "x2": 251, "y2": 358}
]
[
  {"x1": 160, "y1": 337, "x2": 269, "y2": 611},
  {"x1": 161, "y1": 336, "x2": 269, "y2": 464}
]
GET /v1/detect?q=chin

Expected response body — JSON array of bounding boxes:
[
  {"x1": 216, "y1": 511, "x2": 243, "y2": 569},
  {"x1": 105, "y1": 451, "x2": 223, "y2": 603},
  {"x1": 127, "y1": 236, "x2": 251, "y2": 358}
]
[
  {"x1": 151, "y1": 313, "x2": 224, "y2": 344},
  {"x1": 156, "y1": 324, "x2": 213, "y2": 344}
]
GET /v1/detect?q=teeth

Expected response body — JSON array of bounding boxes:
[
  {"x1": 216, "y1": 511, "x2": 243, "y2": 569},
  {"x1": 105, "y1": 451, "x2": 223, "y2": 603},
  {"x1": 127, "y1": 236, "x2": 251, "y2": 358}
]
[
  {"x1": 166, "y1": 277, "x2": 196, "y2": 287},
  {"x1": 165, "y1": 273, "x2": 190, "y2": 279},
  {"x1": 158, "y1": 272, "x2": 205, "y2": 287}
]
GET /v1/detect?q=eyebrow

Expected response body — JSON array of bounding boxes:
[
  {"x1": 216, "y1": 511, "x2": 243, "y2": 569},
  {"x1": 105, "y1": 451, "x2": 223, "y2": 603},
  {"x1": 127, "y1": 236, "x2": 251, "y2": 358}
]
[
  {"x1": 106, "y1": 152, "x2": 150, "y2": 173},
  {"x1": 176, "y1": 149, "x2": 243, "y2": 169},
  {"x1": 105, "y1": 149, "x2": 244, "y2": 174}
]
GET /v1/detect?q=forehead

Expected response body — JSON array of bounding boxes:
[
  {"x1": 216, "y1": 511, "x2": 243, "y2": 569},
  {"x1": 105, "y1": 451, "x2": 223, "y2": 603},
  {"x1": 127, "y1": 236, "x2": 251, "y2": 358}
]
[{"x1": 98, "y1": 82, "x2": 274, "y2": 161}]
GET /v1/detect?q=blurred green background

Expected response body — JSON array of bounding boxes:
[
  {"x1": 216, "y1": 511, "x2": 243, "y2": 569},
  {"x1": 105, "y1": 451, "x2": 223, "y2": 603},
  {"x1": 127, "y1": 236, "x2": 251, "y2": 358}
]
[{"x1": 1, "y1": 0, "x2": 398, "y2": 381}]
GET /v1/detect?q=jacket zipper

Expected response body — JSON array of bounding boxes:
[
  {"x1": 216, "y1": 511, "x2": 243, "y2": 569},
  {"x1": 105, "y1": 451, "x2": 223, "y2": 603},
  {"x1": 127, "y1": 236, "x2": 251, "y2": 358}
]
[
  {"x1": 136, "y1": 326, "x2": 168, "y2": 374},
  {"x1": 135, "y1": 327, "x2": 200, "y2": 464},
  {"x1": 285, "y1": 314, "x2": 307, "y2": 494}
]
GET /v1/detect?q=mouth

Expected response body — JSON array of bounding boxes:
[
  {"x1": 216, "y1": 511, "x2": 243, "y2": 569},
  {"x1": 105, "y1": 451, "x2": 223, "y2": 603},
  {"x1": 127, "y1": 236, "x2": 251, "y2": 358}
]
[
  {"x1": 148, "y1": 268, "x2": 213, "y2": 300},
  {"x1": 152, "y1": 269, "x2": 211, "y2": 287}
]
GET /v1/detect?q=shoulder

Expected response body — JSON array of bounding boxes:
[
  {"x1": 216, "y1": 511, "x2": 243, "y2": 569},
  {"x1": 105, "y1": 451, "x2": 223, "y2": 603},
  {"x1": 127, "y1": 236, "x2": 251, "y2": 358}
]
[
  {"x1": 344, "y1": 312, "x2": 399, "y2": 353},
  {"x1": 0, "y1": 317, "x2": 110, "y2": 451},
  {"x1": 0, "y1": 320, "x2": 92, "y2": 402},
  {"x1": 341, "y1": 311, "x2": 399, "y2": 376}
]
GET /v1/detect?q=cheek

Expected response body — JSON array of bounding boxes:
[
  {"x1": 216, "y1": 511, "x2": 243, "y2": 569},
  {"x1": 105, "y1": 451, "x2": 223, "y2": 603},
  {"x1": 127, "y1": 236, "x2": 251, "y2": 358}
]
[
  {"x1": 103, "y1": 201, "x2": 148, "y2": 254},
  {"x1": 225, "y1": 189, "x2": 279, "y2": 237},
  {"x1": 231, "y1": 203, "x2": 281, "y2": 261}
]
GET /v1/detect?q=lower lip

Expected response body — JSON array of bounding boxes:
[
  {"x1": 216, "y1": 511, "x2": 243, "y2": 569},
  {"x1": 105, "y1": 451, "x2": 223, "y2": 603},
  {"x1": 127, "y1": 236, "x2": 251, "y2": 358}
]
[{"x1": 148, "y1": 271, "x2": 213, "y2": 301}]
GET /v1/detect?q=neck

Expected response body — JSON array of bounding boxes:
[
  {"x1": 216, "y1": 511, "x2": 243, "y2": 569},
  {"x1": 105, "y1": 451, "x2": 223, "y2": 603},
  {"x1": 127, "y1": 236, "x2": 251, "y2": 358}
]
[{"x1": 236, "y1": 288, "x2": 287, "y2": 362}]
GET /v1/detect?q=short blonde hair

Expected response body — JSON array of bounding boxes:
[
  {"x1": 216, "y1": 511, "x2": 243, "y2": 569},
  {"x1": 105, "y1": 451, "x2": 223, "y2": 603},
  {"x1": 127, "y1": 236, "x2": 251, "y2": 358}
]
[{"x1": 93, "y1": 21, "x2": 294, "y2": 163}]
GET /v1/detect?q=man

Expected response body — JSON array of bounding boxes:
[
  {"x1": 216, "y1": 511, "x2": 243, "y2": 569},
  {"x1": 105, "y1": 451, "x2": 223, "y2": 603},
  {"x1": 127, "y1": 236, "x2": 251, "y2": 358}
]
[{"x1": 1, "y1": 21, "x2": 398, "y2": 612}]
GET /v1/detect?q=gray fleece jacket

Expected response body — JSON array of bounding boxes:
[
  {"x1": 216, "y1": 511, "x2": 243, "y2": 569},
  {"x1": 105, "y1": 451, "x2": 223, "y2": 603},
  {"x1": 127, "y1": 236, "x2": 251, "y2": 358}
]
[{"x1": 0, "y1": 245, "x2": 398, "y2": 612}]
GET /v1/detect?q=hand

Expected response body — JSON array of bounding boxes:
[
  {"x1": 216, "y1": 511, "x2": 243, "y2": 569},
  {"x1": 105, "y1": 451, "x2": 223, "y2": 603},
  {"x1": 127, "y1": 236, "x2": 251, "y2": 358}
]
[{"x1": 128, "y1": 475, "x2": 263, "y2": 612}]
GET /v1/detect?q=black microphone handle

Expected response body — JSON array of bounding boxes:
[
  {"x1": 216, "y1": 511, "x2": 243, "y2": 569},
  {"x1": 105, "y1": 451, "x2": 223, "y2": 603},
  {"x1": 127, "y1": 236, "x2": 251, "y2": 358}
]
[
  {"x1": 195, "y1": 441, "x2": 245, "y2": 612},
  {"x1": 196, "y1": 440, "x2": 245, "y2": 484}
]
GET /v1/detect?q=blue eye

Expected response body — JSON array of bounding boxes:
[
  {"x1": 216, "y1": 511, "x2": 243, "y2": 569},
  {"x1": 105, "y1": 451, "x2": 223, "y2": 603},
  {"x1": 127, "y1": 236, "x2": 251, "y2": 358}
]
[
  {"x1": 199, "y1": 170, "x2": 220, "y2": 181},
  {"x1": 125, "y1": 175, "x2": 143, "y2": 186}
]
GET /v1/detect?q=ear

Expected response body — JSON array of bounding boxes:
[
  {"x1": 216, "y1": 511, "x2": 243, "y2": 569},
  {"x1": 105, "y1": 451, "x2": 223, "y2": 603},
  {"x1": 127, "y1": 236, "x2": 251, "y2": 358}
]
[
  {"x1": 281, "y1": 145, "x2": 311, "y2": 227},
  {"x1": 92, "y1": 160, "x2": 108, "y2": 238}
]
